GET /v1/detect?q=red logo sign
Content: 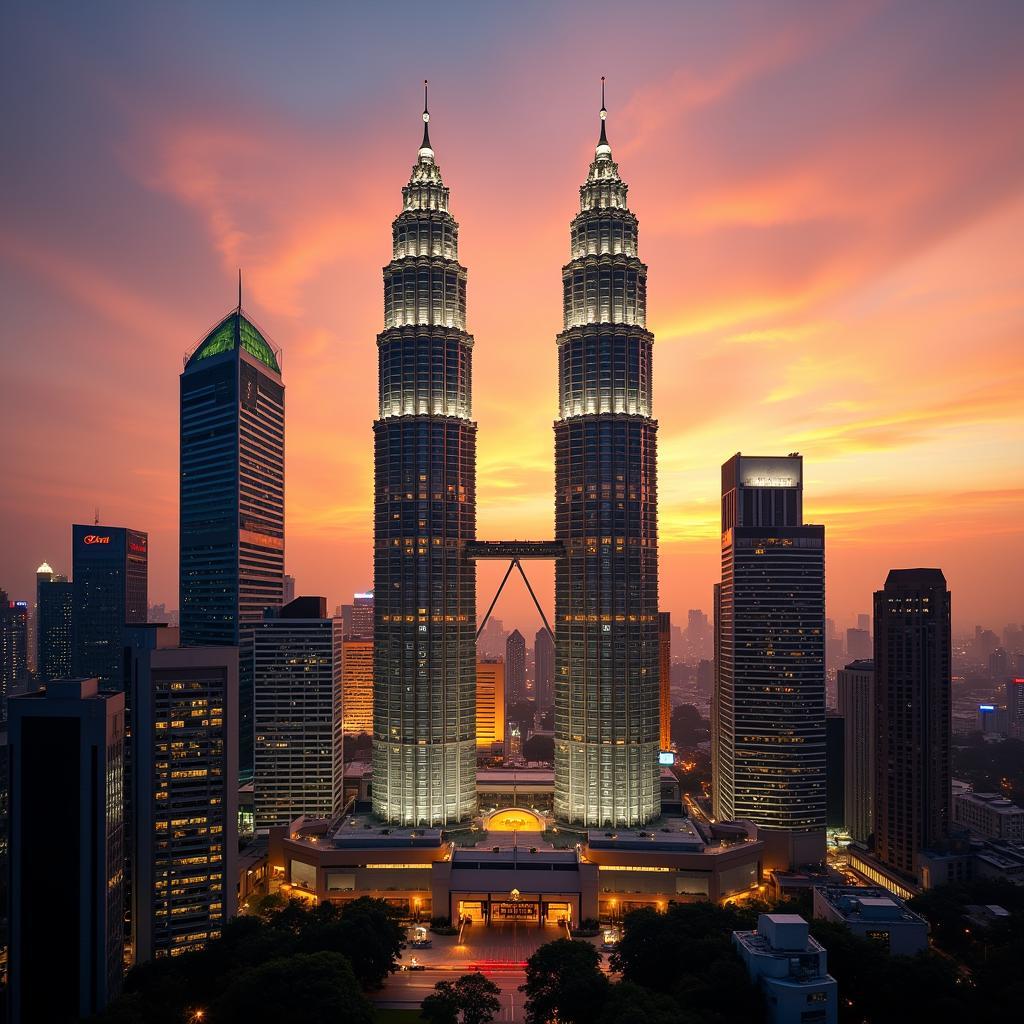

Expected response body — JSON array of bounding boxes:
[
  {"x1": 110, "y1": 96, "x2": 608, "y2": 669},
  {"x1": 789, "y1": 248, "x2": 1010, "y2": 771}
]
[
  {"x1": 129, "y1": 541, "x2": 147, "y2": 554},
  {"x1": 83, "y1": 535, "x2": 111, "y2": 545}
]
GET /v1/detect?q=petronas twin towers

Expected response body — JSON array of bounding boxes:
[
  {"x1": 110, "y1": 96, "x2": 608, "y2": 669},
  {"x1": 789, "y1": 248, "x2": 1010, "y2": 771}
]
[{"x1": 372, "y1": 84, "x2": 660, "y2": 828}]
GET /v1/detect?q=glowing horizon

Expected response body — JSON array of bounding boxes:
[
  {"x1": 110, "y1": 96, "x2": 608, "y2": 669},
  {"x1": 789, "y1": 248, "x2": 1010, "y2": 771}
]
[{"x1": 2, "y1": 2, "x2": 1023, "y2": 638}]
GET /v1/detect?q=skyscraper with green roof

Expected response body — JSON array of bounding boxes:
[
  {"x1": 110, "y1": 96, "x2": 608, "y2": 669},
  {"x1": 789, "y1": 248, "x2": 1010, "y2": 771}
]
[{"x1": 180, "y1": 302, "x2": 285, "y2": 778}]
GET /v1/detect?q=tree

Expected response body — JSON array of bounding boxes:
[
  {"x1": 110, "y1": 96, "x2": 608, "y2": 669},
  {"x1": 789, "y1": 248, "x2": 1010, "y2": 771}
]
[
  {"x1": 421, "y1": 974, "x2": 502, "y2": 1024},
  {"x1": 597, "y1": 981, "x2": 687, "y2": 1024},
  {"x1": 213, "y1": 951, "x2": 373, "y2": 1024},
  {"x1": 521, "y1": 939, "x2": 608, "y2": 1024}
]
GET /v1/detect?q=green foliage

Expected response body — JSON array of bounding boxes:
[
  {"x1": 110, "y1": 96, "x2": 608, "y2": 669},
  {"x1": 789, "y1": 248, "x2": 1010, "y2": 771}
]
[
  {"x1": 521, "y1": 939, "x2": 608, "y2": 1024},
  {"x1": 214, "y1": 951, "x2": 373, "y2": 1024},
  {"x1": 92, "y1": 897, "x2": 403, "y2": 1024},
  {"x1": 421, "y1": 974, "x2": 502, "y2": 1024}
]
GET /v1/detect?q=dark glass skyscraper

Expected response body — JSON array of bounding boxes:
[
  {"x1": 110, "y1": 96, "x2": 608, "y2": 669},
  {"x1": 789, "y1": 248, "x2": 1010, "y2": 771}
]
[
  {"x1": 713, "y1": 454, "x2": 826, "y2": 867},
  {"x1": 36, "y1": 562, "x2": 72, "y2": 683},
  {"x1": 71, "y1": 524, "x2": 148, "y2": 688},
  {"x1": 1, "y1": 590, "x2": 29, "y2": 714},
  {"x1": 553, "y1": 88, "x2": 660, "y2": 827},
  {"x1": 372, "y1": 90, "x2": 477, "y2": 825},
  {"x1": 180, "y1": 303, "x2": 285, "y2": 776},
  {"x1": 873, "y1": 569, "x2": 951, "y2": 878}
]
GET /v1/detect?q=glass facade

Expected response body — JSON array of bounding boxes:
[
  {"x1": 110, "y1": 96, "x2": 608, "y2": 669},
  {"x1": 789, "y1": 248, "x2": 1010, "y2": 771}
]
[
  {"x1": 36, "y1": 568, "x2": 73, "y2": 682},
  {"x1": 71, "y1": 525, "x2": 148, "y2": 688},
  {"x1": 554, "y1": 108, "x2": 660, "y2": 827},
  {"x1": 180, "y1": 310, "x2": 285, "y2": 777},
  {"x1": 372, "y1": 112, "x2": 477, "y2": 825}
]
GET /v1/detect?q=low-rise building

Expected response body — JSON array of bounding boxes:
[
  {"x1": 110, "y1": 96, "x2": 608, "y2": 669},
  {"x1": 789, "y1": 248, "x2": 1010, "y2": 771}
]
[
  {"x1": 261, "y1": 811, "x2": 765, "y2": 925},
  {"x1": 953, "y1": 791, "x2": 1024, "y2": 841},
  {"x1": 733, "y1": 914, "x2": 837, "y2": 1024},
  {"x1": 812, "y1": 886, "x2": 928, "y2": 955}
]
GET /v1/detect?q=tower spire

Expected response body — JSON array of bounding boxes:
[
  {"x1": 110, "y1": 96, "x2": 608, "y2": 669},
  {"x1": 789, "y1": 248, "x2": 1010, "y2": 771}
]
[
  {"x1": 237, "y1": 268, "x2": 242, "y2": 311},
  {"x1": 597, "y1": 75, "x2": 609, "y2": 152},
  {"x1": 419, "y1": 79, "x2": 433, "y2": 157}
]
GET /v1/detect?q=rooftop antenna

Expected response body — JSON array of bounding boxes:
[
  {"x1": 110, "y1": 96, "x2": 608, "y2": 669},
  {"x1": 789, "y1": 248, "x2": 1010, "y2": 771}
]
[
  {"x1": 237, "y1": 268, "x2": 242, "y2": 312},
  {"x1": 421, "y1": 79, "x2": 431, "y2": 151},
  {"x1": 94, "y1": 506, "x2": 100, "y2": 526}
]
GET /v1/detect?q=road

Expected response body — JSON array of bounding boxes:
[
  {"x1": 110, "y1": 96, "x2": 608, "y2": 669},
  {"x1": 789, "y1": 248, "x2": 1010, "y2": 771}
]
[{"x1": 374, "y1": 921, "x2": 604, "y2": 1023}]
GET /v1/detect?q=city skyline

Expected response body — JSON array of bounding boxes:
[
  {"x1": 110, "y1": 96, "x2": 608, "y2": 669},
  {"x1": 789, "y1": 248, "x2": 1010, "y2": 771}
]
[{"x1": 4, "y1": 3, "x2": 1024, "y2": 637}]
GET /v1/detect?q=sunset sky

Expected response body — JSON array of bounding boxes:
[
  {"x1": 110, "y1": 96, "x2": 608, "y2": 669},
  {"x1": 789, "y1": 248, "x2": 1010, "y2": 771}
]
[{"x1": 3, "y1": 1, "x2": 1022, "y2": 638}]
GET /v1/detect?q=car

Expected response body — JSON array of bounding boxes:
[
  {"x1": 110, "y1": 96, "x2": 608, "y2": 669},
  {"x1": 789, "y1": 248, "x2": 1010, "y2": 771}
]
[
  {"x1": 410, "y1": 938, "x2": 433, "y2": 949},
  {"x1": 402, "y1": 958, "x2": 427, "y2": 971}
]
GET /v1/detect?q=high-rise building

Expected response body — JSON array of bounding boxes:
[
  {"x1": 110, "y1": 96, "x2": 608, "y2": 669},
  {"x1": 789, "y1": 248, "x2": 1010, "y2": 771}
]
[
  {"x1": 282, "y1": 574, "x2": 296, "y2": 604},
  {"x1": 857, "y1": 613, "x2": 870, "y2": 634},
  {"x1": 1007, "y1": 676, "x2": 1024, "y2": 739},
  {"x1": 372, "y1": 91, "x2": 477, "y2": 825},
  {"x1": 1, "y1": 590, "x2": 29, "y2": 713},
  {"x1": 71, "y1": 523, "x2": 148, "y2": 688},
  {"x1": 476, "y1": 658, "x2": 505, "y2": 752},
  {"x1": 351, "y1": 592, "x2": 374, "y2": 640},
  {"x1": 8, "y1": 679, "x2": 125, "y2": 1022},
  {"x1": 873, "y1": 569, "x2": 951, "y2": 879},
  {"x1": 253, "y1": 597, "x2": 343, "y2": 829},
  {"x1": 534, "y1": 628, "x2": 554, "y2": 707},
  {"x1": 837, "y1": 660, "x2": 875, "y2": 843},
  {"x1": 179, "y1": 301, "x2": 285, "y2": 779},
  {"x1": 659, "y1": 612, "x2": 672, "y2": 751},
  {"x1": 36, "y1": 562, "x2": 73, "y2": 683},
  {"x1": 846, "y1": 627, "x2": 871, "y2": 662},
  {"x1": 127, "y1": 629, "x2": 238, "y2": 961},
  {"x1": 713, "y1": 453, "x2": 826, "y2": 867},
  {"x1": 825, "y1": 713, "x2": 845, "y2": 829},
  {"x1": 342, "y1": 640, "x2": 374, "y2": 736},
  {"x1": 554, "y1": 87, "x2": 660, "y2": 828},
  {"x1": 477, "y1": 616, "x2": 506, "y2": 660},
  {"x1": 506, "y1": 629, "x2": 526, "y2": 705}
]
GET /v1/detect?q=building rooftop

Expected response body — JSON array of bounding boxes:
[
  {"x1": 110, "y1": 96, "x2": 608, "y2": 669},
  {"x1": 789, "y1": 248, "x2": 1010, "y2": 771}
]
[
  {"x1": 586, "y1": 816, "x2": 706, "y2": 852},
  {"x1": 815, "y1": 886, "x2": 927, "y2": 925},
  {"x1": 185, "y1": 308, "x2": 281, "y2": 374}
]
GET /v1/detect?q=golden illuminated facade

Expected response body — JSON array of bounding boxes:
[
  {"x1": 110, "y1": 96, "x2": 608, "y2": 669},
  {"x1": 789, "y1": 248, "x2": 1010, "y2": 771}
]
[
  {"x1": 342, "y1": 640, "x2": 374, "y2": 735},
  {"x1": 554, "y1": 85, "x2": 660, "y2": 826},
  {"x1": 476, "y1": 658, "x2": 505, "y2": 751},
  {"x1": 372, "y1": 87, "x2": 477, "y2": 824}
]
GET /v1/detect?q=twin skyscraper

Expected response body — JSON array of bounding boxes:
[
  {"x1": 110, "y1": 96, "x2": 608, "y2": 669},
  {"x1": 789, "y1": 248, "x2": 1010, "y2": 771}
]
[{"x1": 372, "y1": 83, "x2": 662, "y2": 827}]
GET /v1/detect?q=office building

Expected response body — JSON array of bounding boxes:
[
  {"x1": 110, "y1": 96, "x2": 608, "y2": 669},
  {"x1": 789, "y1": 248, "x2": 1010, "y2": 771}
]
[
  {"x1": 825, "y1": 713, "x2": 844, "y2": 829},
  {"x1": 857, "y1": 614, "x2": 870, "y2": 633},
  {"x1": 127, "y1": 630, "x2": 238, "y2": 961},
  {"x1": 837, "y1": 660, "x2": 875, "y2": 843},
  {"x1": 554, "y1": 86, "x2": 660, "y2": 827},
  {"x1": 342, "y1": 639, "x2": 374, "y2": 736},
  {"x1": 659, "y1": 611, "x2": 671, "y2": 751},
  {"x1": 72, "y1": 523, "x2": 148, "y2": 688},
  {"x1": 253, "y1": 598, "x2": 343, "y2": 829},
  {"x1": 372, "y1": 91, "x2": 477, "y2": 825},
  {"x1": 1, "y1": 591, "x2": 29, "y2": 712},
  {"x1": 8, "y1": 679, "x2": 125, "y2": 1021},
  {"x1": 282, "y1": 574, "x2": 296, "y2": 604},
  {"x1": 534, "y1": 628, "x2": 554, "y2": 707},
  {"x1": 180, "y1": 299, "x2": 285, "y2": 779},
  {"x1": 713, "y1": 454, "x2": 826, "y2": 868},
  {"x1": 1007, "y1": 676, "x2": 1024, "y2": 738},
  {"x1": 846, "y1": 627, "x2": 871, "y2": 661},
  {"x1": 812, "y1": 886, "x2": 928, "y2": 955},
  {"x1": 506, "y1": 629, "x2": 526, "y2": 704},
  {"x1": 478, "y1": 617, "x2": 506, "y2": 659},
  {"x1": 36, "y1": 562, "x2": 73, "y2": 682},
  {"x1": 476, "y1": 658, "x2": 506, "y2": 752},
  {"x1": 873, "y1": 569, "x2": 951, "y2": 878},
  {"x1": 733, "y1": 914, "x2": 837, "y2": 1024},
  {"x1": 952, "y1": 791, "x2": 1024, "y2": 841},
  {"x1": 351, "y1": 592, "x2": 374, "y2": 640}
]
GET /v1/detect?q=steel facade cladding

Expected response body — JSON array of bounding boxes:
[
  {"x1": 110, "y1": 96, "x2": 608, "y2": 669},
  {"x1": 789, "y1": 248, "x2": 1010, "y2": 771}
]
[
  {"x1": 372, "y1": 105, "x2": 477, "y2": 825},
  {"x1": 716, "y1": 526, "x2": 826, "y2": 831},
  {"x1": 553, "y1": 103, "x2": 660, "y2": 827},
  {"x1": 180, "y1": 310, "x2": 285, "y2": 776}
]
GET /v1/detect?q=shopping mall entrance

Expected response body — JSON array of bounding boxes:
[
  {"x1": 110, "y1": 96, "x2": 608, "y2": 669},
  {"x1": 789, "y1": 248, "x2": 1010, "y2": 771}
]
[{"x1": 456, "y1": 892, "x2": 576, "y2": 927}]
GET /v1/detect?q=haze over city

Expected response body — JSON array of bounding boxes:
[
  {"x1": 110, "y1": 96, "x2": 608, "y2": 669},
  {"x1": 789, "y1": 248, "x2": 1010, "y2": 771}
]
[{"x1": 3, "y1": 0, "x2": 1023, "y2": 634}]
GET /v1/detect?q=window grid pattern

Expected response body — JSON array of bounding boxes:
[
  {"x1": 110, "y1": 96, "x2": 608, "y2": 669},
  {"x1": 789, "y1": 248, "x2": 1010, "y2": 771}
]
[
  {"x1": 554, "y1": 135, "x2": 660, "y2": 827},
  {"x1": 372, "y1": 141, "x2": 477, "y2": 826}
]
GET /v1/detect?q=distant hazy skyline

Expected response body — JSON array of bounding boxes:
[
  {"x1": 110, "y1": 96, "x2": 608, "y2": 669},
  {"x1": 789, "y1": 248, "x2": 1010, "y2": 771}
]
[{"x1": 2, "y1": 1, "x2": 1023, "y2": 635}]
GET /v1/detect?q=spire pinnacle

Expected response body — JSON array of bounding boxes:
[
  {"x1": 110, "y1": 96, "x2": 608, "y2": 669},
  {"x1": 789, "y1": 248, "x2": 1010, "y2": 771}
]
[
  {"x1": 597, "y1": 76, "x2": 610, "y2": 155},
  {"x1": 419, "y1": 79, "x2": 433, "y2": 157},
  {"x1": 237, "y1": 268, "x2": 242, "y2": 311}
]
